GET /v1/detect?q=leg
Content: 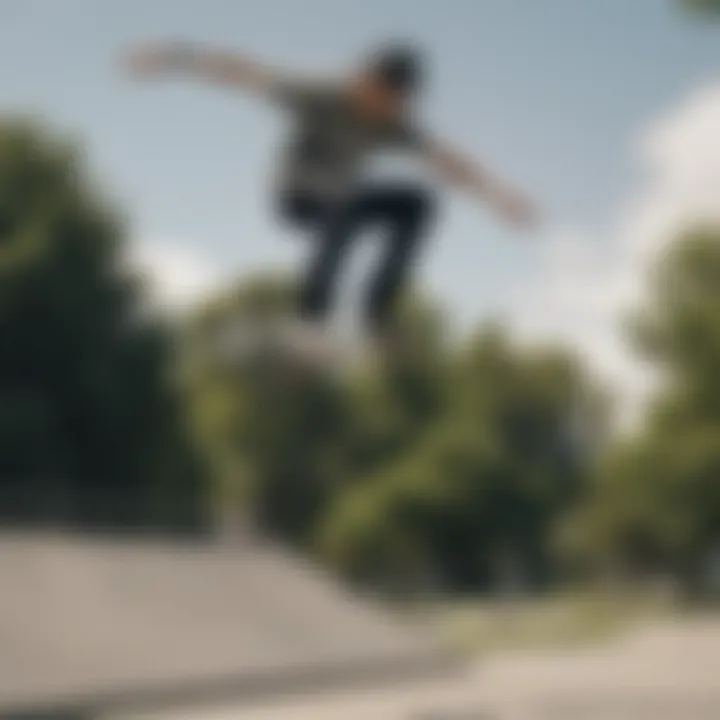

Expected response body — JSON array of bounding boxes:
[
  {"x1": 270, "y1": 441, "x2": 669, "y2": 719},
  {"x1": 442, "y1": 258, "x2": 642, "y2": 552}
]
[
  {"x1": 285, "y1": 198, "x2": 370, "y2": 369},
  {"x1": 297, "y1": 224, "x2": 350, "y2": 322},
  {"x1": 296, "y1": 192, "x2": 379, "y2": 322},
  {"x1": 362, "y1": 185, "x2": 436, "y2": 334},
  {"x1": 277, "y1": 192, "x2": 345, "y2": 323}
]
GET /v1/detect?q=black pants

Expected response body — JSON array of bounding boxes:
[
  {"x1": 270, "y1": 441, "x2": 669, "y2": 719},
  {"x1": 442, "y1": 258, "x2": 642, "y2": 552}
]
[{"x1": 280, "y1": 184, "x2": 435, "y2": 333}]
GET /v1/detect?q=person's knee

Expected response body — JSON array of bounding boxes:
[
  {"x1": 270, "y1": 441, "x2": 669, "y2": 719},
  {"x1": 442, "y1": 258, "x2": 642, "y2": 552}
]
[
  {"x1": 386, "y1": 187, "x2": 435, "y2": 231},
  {"x1": 403, "y1": 186, "x2": 435, "y2": 220}
]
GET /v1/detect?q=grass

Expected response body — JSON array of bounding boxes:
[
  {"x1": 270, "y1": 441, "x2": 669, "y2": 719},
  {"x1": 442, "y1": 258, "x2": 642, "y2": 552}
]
[{"x1": 411, "y1": 590, "x2": 678, "y2": 656}]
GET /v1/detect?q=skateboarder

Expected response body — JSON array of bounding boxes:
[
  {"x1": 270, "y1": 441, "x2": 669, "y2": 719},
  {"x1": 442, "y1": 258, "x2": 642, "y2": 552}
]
[{"x1": 125, "y1": 40, "x2": 538, "y2": 363}]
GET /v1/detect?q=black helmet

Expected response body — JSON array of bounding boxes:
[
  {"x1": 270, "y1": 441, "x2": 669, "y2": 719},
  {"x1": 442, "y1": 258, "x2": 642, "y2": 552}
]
[{"x1": 366, "y1": 43, "x2": 424, "y2": 94}]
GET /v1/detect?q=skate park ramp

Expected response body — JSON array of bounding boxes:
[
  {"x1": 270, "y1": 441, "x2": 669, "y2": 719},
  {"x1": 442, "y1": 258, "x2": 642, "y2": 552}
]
[{"x1": 0, "y1": 531, "x2": 460, "y2": 718}]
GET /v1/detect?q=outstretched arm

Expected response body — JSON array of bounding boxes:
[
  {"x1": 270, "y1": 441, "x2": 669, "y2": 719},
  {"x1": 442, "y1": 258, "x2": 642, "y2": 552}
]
[
  {"x1": 123, "y1": 41, "x2": 288, "y2": 97},
  {"x1": 423, "y1": 137, "x2": 539, "y2": 229}
]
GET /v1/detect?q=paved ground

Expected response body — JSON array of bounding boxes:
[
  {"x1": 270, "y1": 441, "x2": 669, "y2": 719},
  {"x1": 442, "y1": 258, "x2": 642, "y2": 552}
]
[
  {"x1": 0, "y1": 531, "x2": 453, "y2": 715},
  {"x1": 2, "y1": 531, "x2": 719, "y2": 719},
  {"x1": 119, "y1": 618, "x2": 720, "y2": 719}
]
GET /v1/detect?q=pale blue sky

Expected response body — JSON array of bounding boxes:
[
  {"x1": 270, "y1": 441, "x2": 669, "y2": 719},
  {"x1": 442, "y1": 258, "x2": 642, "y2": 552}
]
[{"x1": 2, "y1": 0, "x2": 719, "y2": 326}]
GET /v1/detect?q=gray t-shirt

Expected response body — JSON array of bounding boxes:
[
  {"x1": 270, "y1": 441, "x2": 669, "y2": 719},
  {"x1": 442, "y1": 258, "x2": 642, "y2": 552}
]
[{"x1": 271, "y1": 80, "x2": 427, "y2": 201}]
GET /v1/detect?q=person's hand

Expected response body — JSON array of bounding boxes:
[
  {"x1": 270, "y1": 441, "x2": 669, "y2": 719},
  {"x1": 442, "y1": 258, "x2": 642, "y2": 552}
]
[{"x1": 123, "y1": 43, "x2": 185, "y2": 79}]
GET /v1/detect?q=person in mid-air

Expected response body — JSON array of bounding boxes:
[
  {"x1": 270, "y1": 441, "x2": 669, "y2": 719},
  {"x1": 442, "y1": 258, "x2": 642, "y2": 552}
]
[{"x1": 125, "y1": 40, "x2": 538, "y2": 363}]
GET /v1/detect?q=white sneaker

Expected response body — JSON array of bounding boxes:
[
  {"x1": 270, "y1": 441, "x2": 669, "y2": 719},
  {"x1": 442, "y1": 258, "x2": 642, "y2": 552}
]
[
  {"x1": 211, "y1": 316, "x2": 276, "y2": 367},
  {"x1": 366, "y1": 325, "x2": 410, "y2": 368},
  {"x1": 277, "y1": 319, "x2": 335, "y2": 368}
]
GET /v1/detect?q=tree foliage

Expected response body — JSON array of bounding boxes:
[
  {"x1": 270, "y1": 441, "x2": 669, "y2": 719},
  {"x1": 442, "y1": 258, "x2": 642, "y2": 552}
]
[
  {"x1": 0, "y1": 118, "x2": 206, "y2": 531},
  {"x1": 318, "y1": 325, "x2": 602, "y2": 591},
  {"x1": 574, "y1": 227, "x2": 720, "y2": 591},
  {"x1": 680, "y1": 0, "x2": 720, "y2": 17}
]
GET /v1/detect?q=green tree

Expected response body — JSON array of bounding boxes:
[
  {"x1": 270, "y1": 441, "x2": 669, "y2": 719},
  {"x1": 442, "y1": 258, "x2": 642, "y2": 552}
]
[
  {"x1": 680, "y1": 0, "x2": 720, "y2": 16},
  {"x1": 576, "y1": 227, "x2": 720, "y2": 592},
  {"x1": 0, "y1": 117, "x2": 205, "y2": 531},
  {"x1": 319, "y1": 324, "x2": 603, "y2": 592}
]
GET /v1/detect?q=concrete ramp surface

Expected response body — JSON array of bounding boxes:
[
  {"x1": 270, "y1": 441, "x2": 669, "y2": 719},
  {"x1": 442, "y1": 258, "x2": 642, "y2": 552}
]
[{"x1": 0, "y1": 531, "x2": 456, "y2": 717}]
